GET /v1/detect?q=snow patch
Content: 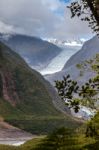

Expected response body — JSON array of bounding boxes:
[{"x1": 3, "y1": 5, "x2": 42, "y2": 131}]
[{"x1": 71, "y1": 106, "x2": 96, "y2": 120}]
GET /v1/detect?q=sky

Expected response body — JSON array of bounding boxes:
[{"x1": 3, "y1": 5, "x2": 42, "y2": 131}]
[{"x1": 0, "y1": 0, "x2": 94, "y2": 40}]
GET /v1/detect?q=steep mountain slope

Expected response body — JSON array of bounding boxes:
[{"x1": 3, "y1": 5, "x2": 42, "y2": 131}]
[
  {"x1": 0, "y1": 33, "x2": 62, "y2": 71},
  {"x1": 63, "y1": 36, "x2": 99, "y2": 69},
  {"x1": 0, "y1": 42, "x2": 79, "y2": 134},
  {"x1": 45, "y1": 36, "x2": 99, "y2": 85}
]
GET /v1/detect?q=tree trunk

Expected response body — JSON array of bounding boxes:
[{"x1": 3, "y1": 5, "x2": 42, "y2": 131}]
[{"x1": 86, "y1": 0, "x2": 99, "y2": 26}]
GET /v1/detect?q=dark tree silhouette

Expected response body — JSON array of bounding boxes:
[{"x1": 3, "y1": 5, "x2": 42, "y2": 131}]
[
  {"x1": 68, "y1": 0, "x2": 99, "y2": 35},
  {"x1": 55, "y1": 75, "x2": 99, "y2": 113},
  {"x1": 55, "y1": 75, "x2": 80, "y2": 112}
]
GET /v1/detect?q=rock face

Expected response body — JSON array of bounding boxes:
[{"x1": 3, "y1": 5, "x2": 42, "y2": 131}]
[
  {"x1": 0, "y1": 33, "x2": 62, "y2": 71},
  {"x1": 45, "y1": 36, "x2": 99, "y2": 85},
  {"x1": 0, "y1": 41, "x2": 78, "y2": 134}
]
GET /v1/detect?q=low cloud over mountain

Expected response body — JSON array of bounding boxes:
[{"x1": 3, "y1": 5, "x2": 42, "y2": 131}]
[
  {"x1": 0, "y1": 33, "x2": 62, "y2": 71},
  {"x1": 0, "y1": 0, "x2": 93, "y2": 39}
]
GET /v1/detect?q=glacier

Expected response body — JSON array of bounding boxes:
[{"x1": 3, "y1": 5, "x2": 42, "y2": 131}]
[{"x1": 40, "y1": 45, "x2": 81, "y2": 75}]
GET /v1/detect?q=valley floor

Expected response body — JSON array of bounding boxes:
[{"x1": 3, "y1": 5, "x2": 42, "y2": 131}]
[{"x1": 0, "y1": 119, "x2": 35, "y2": 146}]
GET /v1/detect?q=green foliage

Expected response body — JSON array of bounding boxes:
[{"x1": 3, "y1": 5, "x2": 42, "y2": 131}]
[
  {"x1": 76, "y1": 63, "x2": 83, "y2": 69},
  {"x1": 77, "y1": 54, "x2": 99, "y2": 75},
  {"x1": 0, "y1": 127, "x2": 97, "y2": 150},
  {"x1": 91, "y1": 64, "x2": 99, "y2": 72},
  {"x1": 84, "y1": 140, "x2": 99, "y2": 150},
  {"x1": 0, "y1": 145, "x2": 18, "y2": 150},
  {"x1": 55, "y1": 54, "x2": 99, "y2": 112},
  {"x1": 55, "y1": 75, "x2": 80, "y2": 112},
  {"x1": 95, "y1": 53, "x2": 99, "y2": 61},
  {"x1": 86, "y1": 112, "x2": 99, "y2": 138},
  {"x1": 34, "y1": 127, "x2": 79, "y2": 150},
  {"x1": 68, "y1": 0, "x2": 99, "y2": 35},
  {"x1": 6, "y1": 116, "x2": 79, "y2": 135},
  {"x1": 70, "y1": 99, "x2": 80, "y2": 113},
  {"x1": 76, "y1": 64, "x2": 85, "y2": 76},
  {"x1": 79, "y1": 79, "x2": 98, "y2": 108},
  {"x1": 0, "y1": 42, "x2": 80, "y2": 134},
  {"x1": 55, "y1": 74, "x2": 99, "y2": 112}
]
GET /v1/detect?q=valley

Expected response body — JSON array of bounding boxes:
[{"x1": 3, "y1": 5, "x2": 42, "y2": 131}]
[
  {"x1": 45, "y1": 36, "x2": 99, "y2": 85},
  {"x1": 0, "y1": 34, "x2": 98, "y2": 149},
  {"x1": 0, "y1": 33, "x2": 62, "y2": 72},
  {"x1": 40, "y1": 45, "x2": 80, "y2": 75},
  {"x1": 0, "y1": 41, "x2": 81, "y2": 143},
  {"x1": 0, "y1": 118, "x2": 33, "y2": 146},
  {"x1": 0, "y1": 0, "x2": 99, "y2": 149}
]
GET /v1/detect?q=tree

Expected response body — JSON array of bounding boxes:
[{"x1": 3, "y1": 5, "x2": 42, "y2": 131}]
[
  {"x1": 68, "y1": 0, "x2": 99, "y2": 35},
  {"x1": 55, "y1": 54, "x2": 99, "y2": 112},
  {"x1": 86, "y1": 112, "x2": 99, "y2": 139},
  {"x1": 55, "y1": 75, "x2": 80, "y2": 113},
  {"x1": 79, "y1": 78, "x2": 98, "y2": 109},
  {"x1": 55, "y1": 74, "x2": 99, "y2": 113}
]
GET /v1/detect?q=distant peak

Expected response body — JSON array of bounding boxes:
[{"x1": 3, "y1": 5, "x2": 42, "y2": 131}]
[{"x1": 42, "y1": 38, "x2": 86, "y2": 47}]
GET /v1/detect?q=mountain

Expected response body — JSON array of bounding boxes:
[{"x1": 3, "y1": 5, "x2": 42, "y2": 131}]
[
  {"x1": 43, "y1": 38, "x2": 84, "y2": 47},
  {"x1": 0, "y1": 33, "x2": 62, "y2": 71},
  {"x1": 0, "y1": 42, "x2": 79, "y2": 134},
  {"x1": 45, "y1": 36, "x2": 99, "y2": 85}
]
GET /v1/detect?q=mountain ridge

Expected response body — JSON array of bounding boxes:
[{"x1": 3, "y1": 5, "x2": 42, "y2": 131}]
[
  {"x1": 45, "y1": 36, "x2": 99, "y2": 85},
  {"x1": 0, "y1": 33, "x2": 62, "y2": 71},
  {"x1": 0, "y1": 41, "x2": 79, "y2": 134}
]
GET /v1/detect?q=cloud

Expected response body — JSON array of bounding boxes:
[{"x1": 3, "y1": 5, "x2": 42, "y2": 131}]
[
  {"x1": 0, "y1": 21, "x2": 14, "y2": 33},
  {"x1": 0, "y1": 20, "x2": 26, "y2": 34},
  {"x1": 0, "y1": 0, "x2": 93, "y2": 39}
]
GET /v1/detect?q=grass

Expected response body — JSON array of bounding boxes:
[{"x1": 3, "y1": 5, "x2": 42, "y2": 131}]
[
  {"x1": 0, "y1": 42, "x2": 80, "y2": 135},
  {"x1": 0, "y1": 128, "x2": 97, "y2": 150},
  {"x1": 6, "y1": 116, "x2": 79, "y2": 134}
]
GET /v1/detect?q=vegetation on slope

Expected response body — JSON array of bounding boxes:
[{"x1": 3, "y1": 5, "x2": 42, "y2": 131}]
[
  {"x1": 0, "y1": 33, "x2": 62, "y2": 70},
  {"x1": 0, "y1": 124, "x2": 99, "y2": 150},
  {"x1": 55, "y1": 54, "x2": 99, "y2": 112},
  {"x1": 0, "y1": 36, "x2": 98, "y2": 150},
  {"x1": 0, "y1": 42, "x2": 79, "y2": 134},
  {"x1": 76, "y1": 53, "x2": 99, "y2": 77}
]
